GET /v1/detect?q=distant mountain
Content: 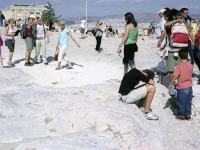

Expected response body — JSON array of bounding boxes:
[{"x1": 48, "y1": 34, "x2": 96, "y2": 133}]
[{"x1": 64, "y1": 13, "x2": 200, "y2": 26}]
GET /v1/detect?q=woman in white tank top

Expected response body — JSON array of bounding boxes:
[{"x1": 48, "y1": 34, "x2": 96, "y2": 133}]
[{"x1": 5, "y1": 18, "x2": 15, "y2": 65}]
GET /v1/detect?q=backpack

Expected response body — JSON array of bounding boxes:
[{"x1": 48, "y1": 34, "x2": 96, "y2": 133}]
[
  {"x1": 20, "y1": 19, "x2": 28, "y2": 39},
  {"x1": 169, "y1": 23, "x2": 188, "y2": 48},
  {"x1": 91, "y1": 29, "x2": 96, "y2": 36}
]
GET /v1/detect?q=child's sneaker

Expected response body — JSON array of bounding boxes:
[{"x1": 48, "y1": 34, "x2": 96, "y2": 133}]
[
  {"x1": 175, "y1": 116, "x2": 185, "y2": 120},
  {"x1": 185, "y1": 115, "x2": 191, "y2": 120},
  {"x1": 144, "y1": 112, "x2": 159, "y2": 120}
]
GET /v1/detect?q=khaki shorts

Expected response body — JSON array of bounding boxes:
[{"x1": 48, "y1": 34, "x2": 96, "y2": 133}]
[
  {"x1": 25, "y1": 37, "x2": 33, "y2": 52},
  {"x1": 168, "y1": 52, "x2": 179, "y2": 72},
  {"x1": 120, "y1": 85, "x2": 147, "y2": 104},
  {"x1": 80, "y1": 27, "x2": 85, "y2": 34}
]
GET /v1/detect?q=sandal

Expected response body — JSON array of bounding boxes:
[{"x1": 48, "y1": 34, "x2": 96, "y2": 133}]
[
  {"x1": 55, "y1": 67, "x2": 60, "y2": 70},
  {"x1": 67, "y1": 66, "x2": 73, "y2": 69}
]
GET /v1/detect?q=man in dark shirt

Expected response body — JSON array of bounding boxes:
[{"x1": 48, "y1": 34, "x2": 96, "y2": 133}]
[{"x1": 119, "y1": 68, "x2": 159, "y2": 120}]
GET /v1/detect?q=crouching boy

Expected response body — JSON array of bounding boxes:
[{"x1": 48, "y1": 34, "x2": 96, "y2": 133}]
[
  {"x1": 168, "y1": 48, "x2": 193, "y2": 120},
  {"x1": 118, "y1": 68, "x2": 159, "y2": 120}
]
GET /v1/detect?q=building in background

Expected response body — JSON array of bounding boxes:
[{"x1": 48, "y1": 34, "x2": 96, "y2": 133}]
[{"x1": 0, "y1": 4, "x2": 47, "y2": 20}]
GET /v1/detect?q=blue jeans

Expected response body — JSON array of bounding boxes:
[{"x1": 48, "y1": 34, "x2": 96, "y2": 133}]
[
  {"x1": 0, "y1": 18, "x2": 3, "y2": 27},
  {"x1": 188, "y1": 40, "x2": 194, "y2": 65},
  {"x1": 176, "y1": 87, "x2": 193, "y2": 116},
  {"x1": 194, "y1": 47, "x2": 200, "y2": 70}
]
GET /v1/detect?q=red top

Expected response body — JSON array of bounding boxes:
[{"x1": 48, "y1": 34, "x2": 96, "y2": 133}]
[
  {"x1": 173, "y1": 62, "x2": 193, "y2": 89},
  {"x1": 195, "y1": 29, "x2": 200, "y2": 39},
  {"x1": 26, "y1": 27, "x2": 33, "y2": 38}
]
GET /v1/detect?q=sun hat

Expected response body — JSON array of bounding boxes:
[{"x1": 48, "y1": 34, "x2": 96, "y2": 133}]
[
  {"x1": 29, "y1": 15, "x2": 36, "y2": 19},
  {"x1": 157, "y1": 9, "x2": 166, "y2": 14}
]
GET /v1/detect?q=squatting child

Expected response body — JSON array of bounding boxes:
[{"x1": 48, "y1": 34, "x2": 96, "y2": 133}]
[{"x1": 168, "y1": 48, "x2": 193, "y2": 120}]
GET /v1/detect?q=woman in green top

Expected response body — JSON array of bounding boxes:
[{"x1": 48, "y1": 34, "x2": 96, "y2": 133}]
[{"x1": 118, "y1": 12, "x2": 138, "y2": 75}]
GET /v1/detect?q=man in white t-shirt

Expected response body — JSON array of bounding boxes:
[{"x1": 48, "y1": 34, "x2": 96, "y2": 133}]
[
  {"x1": 35, "y1": 17, "x2": 50, "y2": 64},
  {"x1": 79, "y1": 17, "x2": 86, "y2": 39},
  {"x1": 155, "y1": 8, "x2": 166, "y2": 58}
]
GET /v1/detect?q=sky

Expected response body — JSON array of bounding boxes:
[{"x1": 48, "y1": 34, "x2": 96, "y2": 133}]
[{"x1": 0, "y1": 0, "x2": 200, "y2": 19}]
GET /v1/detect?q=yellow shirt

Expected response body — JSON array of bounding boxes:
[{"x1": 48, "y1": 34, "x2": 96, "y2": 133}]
[{"x1": 190, "y1": 23, "x2": 198, "y2": 40}]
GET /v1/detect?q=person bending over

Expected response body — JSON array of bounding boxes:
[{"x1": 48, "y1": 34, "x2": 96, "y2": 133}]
[{"x1": 118, "y1": 68, "x2": 159, "y2": 120}]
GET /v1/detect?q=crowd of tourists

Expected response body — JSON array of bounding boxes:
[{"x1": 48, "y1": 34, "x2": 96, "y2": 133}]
[{"x1": 0, "y1": 7, "x2": 200, "y2": 121}]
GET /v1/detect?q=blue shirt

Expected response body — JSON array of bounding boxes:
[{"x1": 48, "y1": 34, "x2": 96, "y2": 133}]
[{"x1": 59, "y1": 28, "x2": 69, "y2": 46}]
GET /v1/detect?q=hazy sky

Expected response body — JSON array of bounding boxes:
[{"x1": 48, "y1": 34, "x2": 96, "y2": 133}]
[{"x1": 0, "y1": 0, "x2": 200, "y2": 19}]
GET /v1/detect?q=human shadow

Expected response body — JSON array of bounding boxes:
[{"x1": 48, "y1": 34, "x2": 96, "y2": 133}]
[
  {"x1": 15, "y1": 58, "x2": 25, "y2": 64},
  {"x1": 163, "y1": 97, "x2": 178, "y2": 116},
  {"x1": 3, "y1": 65, "x2": 15, "y2": 68},
  {"x1": 46, "y1": 56, "x2": 54, "y2": 63},
  {"x1": 60, "y1": 62, "x2": 84, "y2": 69}
]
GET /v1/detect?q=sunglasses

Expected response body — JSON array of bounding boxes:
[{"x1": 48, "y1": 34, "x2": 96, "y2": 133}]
[
  {"x1": 125, "y1": 18, "x2": 127, "y2": 20},
  {"x1": 60, "y1": 24, "x2": 65, "y2": 26}
]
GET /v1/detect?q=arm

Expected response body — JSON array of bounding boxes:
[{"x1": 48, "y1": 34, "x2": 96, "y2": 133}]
[
  {"x1": 56, "y1": 37, "x2": 60, "y2": 50},
  {"x1": 45, "y1": 28, "x2": 50, "y2": 43},
  {"x1": 117, "y1": 25, "x2": 130, "y2": 54},
  {"x1": 158, "y1": 30, "x2": 165, "y2": 46},
  {"x1": 193, "y1": 19, "x2": 199, "y2": 26},
  {"x1": 68, "y1": 32, "x2": 80, "y2": 48},
  {"x1": 168, "y1": 76, "x2": 178, "y2": 89},
  {"x1": 165, "y1": 19, "x2": 182, "y2": 27}
]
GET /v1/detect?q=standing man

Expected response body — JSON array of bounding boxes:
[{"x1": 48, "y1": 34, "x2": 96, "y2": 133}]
[
  {"x1": 155, "y1": 8, "x2": 166, "y2": 58},
  {"x1": 180, "y1": 8, "x2": 195, "y2": 67},
  {"x1": 155, "y1": 8, "x2": 166, "y2": 84},
  {"x1": 0, "y1": 11, "x2": 5, "y2": 27},
  {"x1": 79, "y1": 17, "x2": 86, "y2": 39},
  {"x1": 35, "y1": 17, "x2": 50, "y2": 65}
]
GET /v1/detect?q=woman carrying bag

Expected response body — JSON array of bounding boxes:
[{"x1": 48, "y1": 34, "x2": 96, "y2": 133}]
[{"x1": 55, "y1": 20, "x2": 80, "y2": 70}]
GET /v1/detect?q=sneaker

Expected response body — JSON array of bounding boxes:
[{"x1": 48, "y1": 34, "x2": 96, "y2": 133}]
[
  {"x1": 144, "y1": 112, "x2": 159, "y2": 120},
  {"x1": 140, "y1": 107, "x2": 152, "y2": 113},
  {"x1": 175, "y1": 116, "x2": 185, "y2": 120},
  {"x1": 193, "y1": 92, "x2": 195, "y2": 97},
  {"x1": 24, "y1": 62, "x2": 34, "y2": 67},
  {"x1": 169, "y1": 86, "x2": 176, "y2": 97},
  {"x1": 44, "y1": 61, "x2": 48, "y2": 65},
  {"x1": 7, "y1": 62, "x2": 15, "y2": 65},
  {"x1": 185, "y1": 115, "x2": 191, "y2": 120}
]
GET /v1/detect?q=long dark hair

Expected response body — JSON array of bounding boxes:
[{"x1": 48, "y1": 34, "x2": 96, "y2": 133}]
[{"x1": 125, "y1": 12, "x2": 137, "y2": 27}]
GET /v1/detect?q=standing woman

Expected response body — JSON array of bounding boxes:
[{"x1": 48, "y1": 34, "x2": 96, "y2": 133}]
[
  {"x1": 95, "y1": 21, "x2": 103, "y2": 53},
  {"x1": 118, "y1": 12, "x2": 138, "y2": 75},
  {"x1": 55, "y1": 20, "x2": 80, "y2": 70},
  {"x1": 5, "y1": 18, "x2": 15, "y2": 65}
]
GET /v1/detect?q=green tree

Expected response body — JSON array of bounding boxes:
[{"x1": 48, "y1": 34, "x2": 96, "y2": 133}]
[{"x1": 41, "y1": 2, "x2": 61, "y2": 24}]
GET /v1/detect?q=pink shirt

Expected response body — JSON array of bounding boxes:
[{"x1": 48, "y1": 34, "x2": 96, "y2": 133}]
[{"x1": 173, "y1": 62, "x2": 193, "y2": 89}]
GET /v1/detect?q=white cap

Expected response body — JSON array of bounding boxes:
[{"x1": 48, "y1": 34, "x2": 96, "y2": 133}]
[
  {"x1": 157, "y1": 8, "x2": 166, "y2": 14},
  {"x1": 29, "y1": 15, "x2": 36, "y2": 19}
]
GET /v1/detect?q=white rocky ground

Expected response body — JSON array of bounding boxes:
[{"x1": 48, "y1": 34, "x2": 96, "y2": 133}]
[{"x1": 0, "y1": 27, "x2": 200, "y2": 150}]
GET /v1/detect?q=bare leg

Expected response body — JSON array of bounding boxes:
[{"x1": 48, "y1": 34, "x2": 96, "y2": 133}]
[
  {"x1": 8, "y1": 52, "x2": 14, "y2": 63},
  {"x1": 55, "y1": 62, "x2": 61, "y2": 70},
  {"x1": 25, "y1": 52, "x2": 30, "y2": 63},
  {"x1": 124, "y1": 64, "x2": 128, "y2": 75},
  {"x1": 157, "y1": 71, "x2": 164, "y2": 84},
  {"x1": 138, "y1": 85, "x2": 156, "y2": 113},
  {"x1": 0, "y1": 56, "x2": 3, "y2": 66},
  {"x1": 169, "y1": 72, "x2": 174, "y2": 84},
  {"x1": 67, "y1": 60, "x2": 73, "y2": 69}
]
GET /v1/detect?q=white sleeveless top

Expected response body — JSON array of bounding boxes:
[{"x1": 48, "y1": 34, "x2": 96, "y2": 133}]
[{"x1": 6, "y1": 25, "x2": 14, "y2": 39}]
